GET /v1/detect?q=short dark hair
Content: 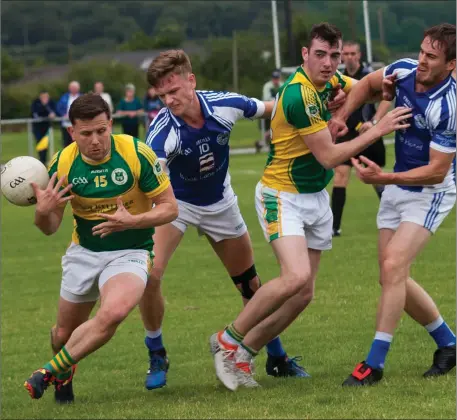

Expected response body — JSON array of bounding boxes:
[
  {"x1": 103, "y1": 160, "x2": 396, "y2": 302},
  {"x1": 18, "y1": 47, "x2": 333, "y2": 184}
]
[
  {"x1": 69, "y1": 93, "x2": 111, "y2": 125},
  {"x1": 147, "y1": 49, "x2": 192, "y2": 87},
  {"x1": 424, "y1": 23, "x2": 456, "y2": 62},
  {"x1": 308, "y1": 22, "x2": 342, "y2": 49},
  {"x1": 343, "y1": 40, "x2": 360, "y2": 50}
]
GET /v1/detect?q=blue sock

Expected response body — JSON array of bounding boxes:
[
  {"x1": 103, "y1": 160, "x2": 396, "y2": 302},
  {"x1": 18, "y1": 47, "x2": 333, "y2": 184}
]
[
  {"x1": 366, "y1": 332, "x2": 393, "y2": 370},
  {"x1": 145, "y1": 330, "x2": 164, "y2": 352},
  {"x1": 425, "y1": 316, "x2": 456, "y2": 348},
  {"x1": 266, "y1": 337, "x2": 286, "y2": 358}
]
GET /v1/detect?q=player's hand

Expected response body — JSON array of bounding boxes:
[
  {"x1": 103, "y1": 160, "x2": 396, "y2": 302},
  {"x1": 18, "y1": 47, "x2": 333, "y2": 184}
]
[
  {"x1": 351, "y1": 155, "x2": 386, "y2": 185},
  {"x1": 328, "y1": 117, "x2": 348, "y2": 143},
  {"x1": 327, "y1": 84, "x2": 346, "y2": 115},
  {"x1": 382, "y1": 74, "x2": 397, "y2": 101},
  {"x1": 92, "y1": 196, "x2": 135, "y2": 238},
  {"x1": 375, "y1": 106, "x2": 412, "y2": 137},
  {"x1": 359, "y1": 121, "x2": 374, "y2": 134},
  {"x1": 31, "y1": 172, "x2": 74, "y2": 215}
]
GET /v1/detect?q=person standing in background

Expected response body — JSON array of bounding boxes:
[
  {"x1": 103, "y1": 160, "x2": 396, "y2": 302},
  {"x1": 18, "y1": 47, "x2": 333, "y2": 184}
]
[
  {"x1": 56, "y1": 81, "x2": 81, "y2": 148},
  {"x1": 143, "y1": 86, "x2": 164, "y2": 127},
  {"x1": 116, "y1": 83, "x2": 144, "y2": 138},
  {"x1": 255, "y1": 70, "x2": 283, "y2": 152},
  {"x1": 94, "y1": 81, "x2": 113, "y2": 114},
  {"x1": 31, "y1": 91, "x2": 56, "y2": 164},
  {"x1": 330, "y1": 41, "x2": 390, "y2": 237}
]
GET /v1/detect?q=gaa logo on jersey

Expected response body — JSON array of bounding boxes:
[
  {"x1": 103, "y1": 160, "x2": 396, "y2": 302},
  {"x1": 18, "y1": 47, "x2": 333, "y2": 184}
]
[
  {"x1": 306, "y1": 104, "x2": 319, "y2": 118},
  {"x1": 414, "y1": 114, "x2": 428, "y2": 130},
  {"x1": 111, "y1": 168, "x2": 128, "y2": 185},
  {"x1": 217, "y1": 132, "x2": 230, "y2": 146}
]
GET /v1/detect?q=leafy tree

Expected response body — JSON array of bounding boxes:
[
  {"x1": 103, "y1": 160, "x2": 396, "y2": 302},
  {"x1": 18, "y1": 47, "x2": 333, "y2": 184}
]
[{"x1": 1, "y1": 50, "x2": 24, "y2": 84}]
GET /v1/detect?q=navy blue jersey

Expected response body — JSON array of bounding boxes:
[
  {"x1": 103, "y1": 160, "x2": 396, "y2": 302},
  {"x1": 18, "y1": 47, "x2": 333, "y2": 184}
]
[
  {"x1": 145, "y1": 91, "x2": 264, "y2": 205},
  {"x1": 384, "y1": 59, "x2": 456, "y2": 192}
]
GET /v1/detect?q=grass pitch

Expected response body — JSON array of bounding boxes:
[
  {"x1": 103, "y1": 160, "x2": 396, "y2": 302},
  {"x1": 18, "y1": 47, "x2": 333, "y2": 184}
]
[{"x1": 1, "y1": 123, "x2": 455, "y2": 419}]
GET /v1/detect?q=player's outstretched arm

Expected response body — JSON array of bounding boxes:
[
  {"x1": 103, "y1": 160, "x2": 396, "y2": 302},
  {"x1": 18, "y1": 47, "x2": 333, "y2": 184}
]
[
  {"x1": 31, "y1": 173, "x2": 73, "y2": 235},
  {"x1": 334, "y1": 68, "x2": 386, "y2": 123},
  {"x1": 353, "y1": 149, "x2": 455, "y2": 186},
  {"x1": 303, "y1": 107, "x2": 411, "y2": 169},
  {"x1": 261, "y1": 100, "x2": 275, "y2": 119}
]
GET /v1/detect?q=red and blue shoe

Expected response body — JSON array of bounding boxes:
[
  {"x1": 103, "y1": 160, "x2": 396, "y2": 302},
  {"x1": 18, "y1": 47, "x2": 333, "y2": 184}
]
[{"x1": 24, "y1": 369, "x2": 55, "y2": 400}]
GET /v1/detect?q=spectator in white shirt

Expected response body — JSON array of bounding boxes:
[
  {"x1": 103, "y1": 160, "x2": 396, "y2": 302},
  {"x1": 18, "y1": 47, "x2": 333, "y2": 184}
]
[{"x1": 94, "y1": 81, "x2": 114, "y2": 114}]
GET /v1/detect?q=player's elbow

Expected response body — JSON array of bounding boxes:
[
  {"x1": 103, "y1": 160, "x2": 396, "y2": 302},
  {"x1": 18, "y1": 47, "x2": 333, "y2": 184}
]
[
  {"x1": 165, "y1": 200, "x2": 179, "y2": 223},
  {"x1": 316, "y1": 154, "x2": 337, "y2": 170}
]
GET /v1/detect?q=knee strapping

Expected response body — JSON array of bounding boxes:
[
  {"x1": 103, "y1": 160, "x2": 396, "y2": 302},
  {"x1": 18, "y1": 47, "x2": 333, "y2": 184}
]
[{"x1": 231, "y1": 265, "x2": 260, "y2": 299}]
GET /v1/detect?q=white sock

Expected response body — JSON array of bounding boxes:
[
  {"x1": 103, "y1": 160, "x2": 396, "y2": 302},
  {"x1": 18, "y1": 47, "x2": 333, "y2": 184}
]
[
  {"x1": 374, "y1": 331, "x2": 393, "y2": 343},
  {"x1": 146, "y1": 328, "x2": 162, "y2": 339},
  {"x1": 424, "y1": 316, "x2": 444, "y2": 333},
  {"x1": 221, "y1": 330, "x2": 241, "y2": 346}
]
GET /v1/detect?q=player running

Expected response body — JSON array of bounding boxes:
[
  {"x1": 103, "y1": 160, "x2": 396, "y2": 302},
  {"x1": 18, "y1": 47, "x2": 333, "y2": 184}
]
[
  {"x1": 210, "y1": 22, "x2": 412, "y2": 390},
  {"x1": 139, "y1": 49, "x2": 349, "y2": 389},
  {"x1": 332, "y1": 23, "x2": 456, "y2": 386},
  {"x1": 23, "y1": 93, "x2": 178, "y2": 402}
]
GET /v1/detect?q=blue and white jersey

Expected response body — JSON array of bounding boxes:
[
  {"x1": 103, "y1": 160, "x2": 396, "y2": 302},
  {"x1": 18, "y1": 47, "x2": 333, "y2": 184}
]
[
  {"x1": 384, "y1": 59, "x2": 456, "y2": 193},
  {"x1": 145, "y1": 90, "x2": 265, "y2": 206}
]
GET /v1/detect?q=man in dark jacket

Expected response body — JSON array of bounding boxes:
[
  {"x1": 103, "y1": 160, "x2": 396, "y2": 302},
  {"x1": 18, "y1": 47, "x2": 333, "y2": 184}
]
[
  {"x1": 31, "y1": 91, "x2": 56, "y2": 164},
  {"x1": 331, "y1": 41, "x2": 391, "y2": 236}
]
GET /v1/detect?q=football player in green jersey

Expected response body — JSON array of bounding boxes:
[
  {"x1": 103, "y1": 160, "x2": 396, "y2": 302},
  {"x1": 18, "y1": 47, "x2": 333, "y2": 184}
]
[{"x1": 23, "y1": 93, "x2": 178, "y2": 403}]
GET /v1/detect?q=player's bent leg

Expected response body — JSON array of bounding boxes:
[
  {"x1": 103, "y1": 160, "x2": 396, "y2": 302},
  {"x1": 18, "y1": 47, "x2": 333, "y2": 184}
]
[
  {"x1": 245, "y1": 247, "x2": 321, "y2": 379},
  {"x1": 139, "y1": 223, "x2": 184, "y2": 390},
  {"x1": 207, "y1": 231, "x2": 298, "y2": 377},
  {"x1": 24, "y1": 270, "x2": 146, "y2": 400},
  {"x1": 331, "y1": 164, "x2": 351, "y2": 236},
  {"x1": 51, "y1": 297, "x2": 96, "y2": 404},
  {"x1": 343, "y1": 223, "x2": 433, "y2": 387}
]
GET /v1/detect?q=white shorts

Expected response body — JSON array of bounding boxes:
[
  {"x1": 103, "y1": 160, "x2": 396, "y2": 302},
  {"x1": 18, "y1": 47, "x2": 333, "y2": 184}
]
[
  {"x1": 377, "y1": 185, "x2": 456, "y2": 234},
  {"x1": 171, "y1": 198, "x2": 247, "y2": 242},
  {"x1": 60, "y1": 243, "x2": 151, "y2": 303},
  {"x1": 255, "y1": 182, "x2": 333, "y2": 250}
]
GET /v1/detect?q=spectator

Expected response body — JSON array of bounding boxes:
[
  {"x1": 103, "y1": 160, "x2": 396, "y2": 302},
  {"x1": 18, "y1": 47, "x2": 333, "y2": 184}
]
[
  {"x1": 56, "y1": 81, "x2": 81, "y2": 147},
  {"x1": 116, "y1": 83, "x2": 143, "y2": 138},
  {"x1": 256, "y1": 69, "x2": 282, "y2": 151},
  {"x1": 94, "y1": 81, "x2": 113, "y2": 113},
  {"x1": 31, "y1": 91, "x2": 56, "y2": 164},
  {"x1": 143, "y1": 86, "x2": 164, "y2": 127}
]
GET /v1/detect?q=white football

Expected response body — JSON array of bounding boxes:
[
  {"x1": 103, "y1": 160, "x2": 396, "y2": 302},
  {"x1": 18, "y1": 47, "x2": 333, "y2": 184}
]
[{"x1": 1, "y1": 156, "x2": 50, "y2": 206}]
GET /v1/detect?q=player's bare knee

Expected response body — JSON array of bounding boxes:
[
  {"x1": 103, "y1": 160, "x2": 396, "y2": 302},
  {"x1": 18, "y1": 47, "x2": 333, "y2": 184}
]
[
  {"x1": 231, "y1": 265, "x2": 260, "y2": 300},
  {"x1": 380, "y1": 254, "x2": 408, "y2": 284},
  {"x1": 52, "y1": 326, "x2": 72, "y2": 351},
  {"x1": 143, "y1": 268, "x2": 164, "y2": 297},
  {"x1": 282, "y1": 268, "x2": 311, "y2": 297},
  {"x1": 96, "y1": 305, "x2": 130, "y2": 332}
]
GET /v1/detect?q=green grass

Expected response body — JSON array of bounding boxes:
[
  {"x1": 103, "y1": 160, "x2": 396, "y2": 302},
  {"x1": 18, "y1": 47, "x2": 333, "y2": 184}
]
[{"x1": 1, "y1": 130, "x2": 455, "y2": 419}]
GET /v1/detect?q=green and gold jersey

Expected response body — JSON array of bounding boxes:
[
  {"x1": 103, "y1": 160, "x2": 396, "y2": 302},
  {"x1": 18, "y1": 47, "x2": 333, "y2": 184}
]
[
  {"x1": 48, "y1": 134, "x2": 170, "y2": 252},
  {"x1": 261, "y1": 66, "x2": 352, "y2": 193}
]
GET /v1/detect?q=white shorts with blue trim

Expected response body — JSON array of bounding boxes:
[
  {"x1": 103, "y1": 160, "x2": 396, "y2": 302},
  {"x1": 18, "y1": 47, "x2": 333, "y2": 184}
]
[{"x1": 377, "y1": 185, "x2": 456, "y2": 233}]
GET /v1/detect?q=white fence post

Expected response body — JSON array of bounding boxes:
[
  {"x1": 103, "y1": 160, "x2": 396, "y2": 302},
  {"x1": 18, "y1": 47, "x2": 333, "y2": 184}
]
[
  {"x1": 27, "y1": 121, "x2": 34, "y2": 157},
  {"x1": 49, "y1": 126, "x2": 55, "y2": 159}
]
